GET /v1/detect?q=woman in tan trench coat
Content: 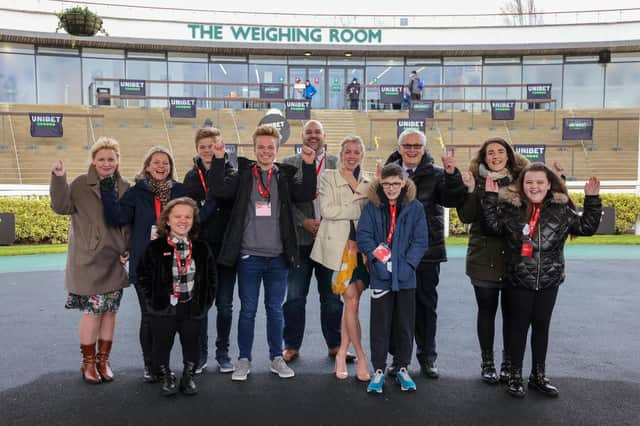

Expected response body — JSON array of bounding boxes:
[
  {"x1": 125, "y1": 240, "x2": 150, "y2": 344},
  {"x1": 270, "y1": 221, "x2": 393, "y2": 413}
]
[
  {"x1": 311, "y1": 135, "x2": 371, "y2": 381},
  {"x1": 50, "y1": 137, "x2": 130, "y2": 384}
]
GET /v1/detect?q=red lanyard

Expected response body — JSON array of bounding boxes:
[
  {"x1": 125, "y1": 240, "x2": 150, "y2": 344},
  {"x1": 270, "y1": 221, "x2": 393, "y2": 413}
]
[
  {"x1": 196, "y1": 167, "x2": 208, "y2": 195},
  {"x1": 253, "y1": 165, "x2": 273, "y2": 200},
  {"x1": 386, "y1": 204, "x2": 397, "y2": 244},
  {"x1": 528, "y1": 204, "x2": 541, "y2": 238},
  {"x1": 167, "y1": 238, "x2": 193, "y2": 289},
  {"x1": 154, "y1": 197, "x2": 162, "y2": 220},
  {"x1": 316, "y1": 153, "x2": 325, "y2": 176}
]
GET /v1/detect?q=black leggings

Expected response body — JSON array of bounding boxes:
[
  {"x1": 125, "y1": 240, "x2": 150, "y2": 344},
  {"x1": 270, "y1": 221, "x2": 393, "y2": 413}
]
[
  {"x1": 133, "y1": 284, "x2": 153, "y2": 365},
  {"x1": 505, "y1": 286, "x2": 559, "y2": 372},
  {"x1": 473, "y1": 286, "x2": 509, "y2": 357}
]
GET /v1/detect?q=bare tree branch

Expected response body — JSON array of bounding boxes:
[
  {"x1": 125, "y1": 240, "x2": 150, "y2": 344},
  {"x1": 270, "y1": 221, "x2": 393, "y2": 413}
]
[{"x1": 501, "y1": 0, "x2": 543, "y2": 25}]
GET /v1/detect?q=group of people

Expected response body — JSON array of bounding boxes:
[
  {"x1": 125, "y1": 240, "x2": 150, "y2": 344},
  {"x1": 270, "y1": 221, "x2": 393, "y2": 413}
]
[{"x1": 51, "y1": 119, "x2": 602, "y2": 398}]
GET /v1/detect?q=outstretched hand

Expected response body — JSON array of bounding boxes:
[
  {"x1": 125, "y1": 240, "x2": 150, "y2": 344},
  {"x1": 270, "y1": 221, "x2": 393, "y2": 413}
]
[
  {"x1": 552, "y1": 161, "x2": 565, "y2": 179},
  {"x1": 584, "y1": 176, "x2": 600, "y2": 196},
  {"x1": 461, "y1": 171, "x2": 475, "y2": 193},
  {"x1": 441, "y1": 149, "x2": 456, "y2": 175},
  {"x1": 51, "y1": 160, "x2": 65, "y2": 176},
  {"x1": 485, "y1": 177, "x2": 499, "y2": 193}
]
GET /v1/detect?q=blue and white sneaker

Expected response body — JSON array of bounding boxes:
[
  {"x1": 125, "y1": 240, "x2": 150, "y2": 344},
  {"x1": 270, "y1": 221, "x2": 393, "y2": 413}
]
[
  {"x1": 367, "y1": 369, "x2": 385, "y2": 394},
  {"x1": 396, "y1": 367, "x2": 417, "y2": 392}
]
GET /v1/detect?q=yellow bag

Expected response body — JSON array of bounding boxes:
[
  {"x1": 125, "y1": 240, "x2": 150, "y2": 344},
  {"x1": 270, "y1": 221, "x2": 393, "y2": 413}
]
[{"x1": 332, "y1": 246, "x2": 358, "y2": 296}]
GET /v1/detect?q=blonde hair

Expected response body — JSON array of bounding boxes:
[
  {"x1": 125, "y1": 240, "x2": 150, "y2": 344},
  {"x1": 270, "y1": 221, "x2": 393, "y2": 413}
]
[
  {"x1": 252, "y1": 125, "x2": 281, "y2": 146},
  {"x1": 135, "y1": 146, "x2": 176, "y2": 182},
  {"x1": 340, "y1": 135, "x2": 366, "y2": 159},
  {"x1": 90, "y1": 137, "x2": 120, "y2": 160},
  {"x1": 194, "y1": 127, "x2": 221, "y2": 149}
]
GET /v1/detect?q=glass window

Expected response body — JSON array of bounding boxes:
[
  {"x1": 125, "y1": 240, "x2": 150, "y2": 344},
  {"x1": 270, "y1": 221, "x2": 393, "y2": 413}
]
[
  {"x1": 288, "y1": 56, "x2": 326, "y2": 65},
  {"x1": 411, "y1": 65, "x2": 441, "y2": 108},
  {"x1": 37, "y1": 47, "x2": 79, "y2": 56},
  {"x1": 82, "y1": 49, "x2": 124, "y2": 59},
  {"x1": 523, "y1": 64, "x2": 563, "y2": 109},
  {"x1": 365, "y1": 65, "x2": 404, "y2": 110},
  {"x1": 210, "y1": 62, "x2": 248, "y2": 109},
  {"x1": 168, "y1": 62, "x2": 208, "y2": 107},
  {"x1": 406, "y1": 58, "x2": 442, "y2": 65},
  {"x1": 0, "y1": 43, "x2": 34, "y2": 54},
  {"x1": 327, "y1": 56, "x2": 365, "y2": 66},
  {"x1": 126, "y1": 59, "x2": 168, "y2": 107},
  {"x1": 127, "y1": 51, "x2": 166, "y2": 60},
  {"x1": 483, "y1": 64, "x2": 522, "y2": 105},
  {"x1": 605, "y1": 62, "x2": 640, "y2": 108},
  {"x1": 249, "y1": 56, "x2": 286, "y2": 65},
  {"x1": 82, "y1": 57, "x2": 125, "y2": 105},
  {"x1": 523, "y1": 55, "x2": 563, "y2": 64},
  {"x1": 0, "y1": 52, "x2": 36, "y2": 103},
  {"x1": 443, "y1": 57, "x2": 482, "y2": 65},
  {"x1": 366, "y1": 57, "x2": 403, "y2": 66},
  {"x1": 563, "y1": 63, "x2": 604, "y2": 109},
  {"x1": 168, "y1": 52, "x2": 208, "y2": 62},
  {"x1": 565, "y1": 55, "x2": 598, "y2": 63},
  {"x1": 610, "y1": 52, "x2": 640, "y2": 63},
  {"x1": 443, "y1": 65, "x2": 481, "y2": 111},
  {"x1": 251, "y1": 64, "x2": 287, "y2": 108},
  {"x1": 37, "y1": 55, "x2": 81, "y2": 104},
  {"x1": 210, "y1": 56, "x2": 246, "y2": 62},
  {"x1": 484, "y1": 57, "x2": 521, "y2": 64}
]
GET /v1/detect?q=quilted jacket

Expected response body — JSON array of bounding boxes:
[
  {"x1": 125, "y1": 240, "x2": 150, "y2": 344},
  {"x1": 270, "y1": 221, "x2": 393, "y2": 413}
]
[{"x1": 482, "y1": 190, "x2": 602, "y2": 291}]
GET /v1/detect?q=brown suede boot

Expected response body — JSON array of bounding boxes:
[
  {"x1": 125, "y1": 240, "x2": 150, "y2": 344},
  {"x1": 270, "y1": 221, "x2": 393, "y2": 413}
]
[
  {"x1": 80, "y1": 344, "x2": 101, "y2": 384},
  {"x1": 96, "y1": 339, "x2": 114, "y2": 382}
]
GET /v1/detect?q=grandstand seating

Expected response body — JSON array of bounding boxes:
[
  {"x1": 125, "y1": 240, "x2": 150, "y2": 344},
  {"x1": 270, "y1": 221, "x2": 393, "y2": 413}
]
[{"x1": 0, "y1": 103, "x2": 637, "y2": 185}]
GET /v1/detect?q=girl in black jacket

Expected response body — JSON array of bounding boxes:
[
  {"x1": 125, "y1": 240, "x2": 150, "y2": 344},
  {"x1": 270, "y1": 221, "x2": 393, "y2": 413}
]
[
  {"x1": 483, "y1": 163, "x2": 601, "y2": 399},
  {"x1": 137, "y1": 197, "x2": 217, "y2": 396}
]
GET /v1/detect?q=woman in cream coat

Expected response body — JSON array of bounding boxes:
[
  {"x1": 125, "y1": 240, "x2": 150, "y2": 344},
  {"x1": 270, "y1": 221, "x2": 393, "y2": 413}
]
[{"x1": 311, "y1": 135, "x2": 371, "y2": 381}]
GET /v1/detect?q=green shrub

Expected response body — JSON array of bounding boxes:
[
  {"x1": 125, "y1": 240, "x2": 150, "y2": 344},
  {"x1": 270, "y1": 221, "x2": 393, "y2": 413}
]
[
  {"x1": 0, "y1": 196, "x2": 69, "y2": 243},
  {"x1": 449, "y1": 193, "x2": 640, "y2": 235}
]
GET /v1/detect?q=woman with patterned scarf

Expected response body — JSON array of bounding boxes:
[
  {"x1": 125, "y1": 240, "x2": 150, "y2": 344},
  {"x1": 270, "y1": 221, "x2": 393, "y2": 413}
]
[
  {"x1": 456, "y1": 138, "x2": 528, "y2": 385},
  {"x1": 100, "y1": 146, "x2": 185, "y2": 382}
]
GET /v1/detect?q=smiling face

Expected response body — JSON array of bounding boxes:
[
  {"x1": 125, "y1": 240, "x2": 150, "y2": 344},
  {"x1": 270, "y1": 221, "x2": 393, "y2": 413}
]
[
  {"x1": 146, "y1": 152, "x2": 171, "y2": 181},
  {"x1": 167, "y1": 204, "x2": 194, "y2": 239},
  {"x1": 302, "y1": 121, "x2": 325, "y2": 154},
  {"x1": 398, "y1": 133, "x2": 425, "y2": 169},
  {"x1": 196, "y1": 136, "x2": 216, "y2": 167},
  {"x1": 523, "y1": 170, "x2": 551, "y2": 204},
  {"x1": 92, "y1": 148, "x2": 118, "y2": 178},
  {"x1": 484, "y1": 142, "x2": 509, "y2": 172},
  {"x1": 254, "y1": 135, "x2": 278, "y2": 169},
  {"x1": 340, "y1": 141, "x2": 363, "y2": 172},
  {"x1": 381, "y1": 175, "x2": 405, "y2": 204}
]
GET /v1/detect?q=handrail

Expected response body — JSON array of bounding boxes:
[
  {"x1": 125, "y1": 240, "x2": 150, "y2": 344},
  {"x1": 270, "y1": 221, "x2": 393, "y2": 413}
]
[
  {"x1": 7, "y1": 115, "x2": 22, "y2": 184},
  {"x1": 0, "y1": 112, "x2": 105, "y2": 118}
]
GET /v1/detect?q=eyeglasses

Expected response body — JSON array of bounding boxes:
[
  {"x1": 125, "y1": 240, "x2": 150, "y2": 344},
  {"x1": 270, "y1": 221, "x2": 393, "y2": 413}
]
[
  {"x1": 381, "y1": 182, "x2": 403, "y2": 189},
  {"x1": 400, "y1": 144, "x2": 423, "y2": 150}
]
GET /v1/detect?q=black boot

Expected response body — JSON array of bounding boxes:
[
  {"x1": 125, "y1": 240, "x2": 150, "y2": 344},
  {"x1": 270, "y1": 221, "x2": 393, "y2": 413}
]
[
  {"x1": 507, "y1": 367, "x2": 526, "y2": 398},
  {"x1": 159, "y1": 365, "x2": 177, "y2": 397},
  {"x1": 480, "y1": 351, "x2": 498, "y2": 385},
  {"x1": 528, "y1": 365, "x2": 559, "y2": 398},
  {"x1": 180, "y1": 362, "x2": 198, "y2": 396},
  {"x1": 499, "y1": 351, "x2": 511, "y2": 384}
]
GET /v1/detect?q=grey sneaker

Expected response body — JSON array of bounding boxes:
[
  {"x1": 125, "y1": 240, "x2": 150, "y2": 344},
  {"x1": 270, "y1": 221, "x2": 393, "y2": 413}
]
[
  {"x1": 231, "y1": 358, "x2": 251, "y2": 381},
  {"x1": 270, "y1": 356, "x2": 295, "y2": 378},
  {"x1": 218, "y1": 359, "x2": 235, "y2": 374}
]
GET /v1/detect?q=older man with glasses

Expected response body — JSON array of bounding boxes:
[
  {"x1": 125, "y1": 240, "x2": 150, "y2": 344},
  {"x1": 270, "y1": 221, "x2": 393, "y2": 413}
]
[{"x1": 385, "y1": 129, "x2": 466, "y2": 379}]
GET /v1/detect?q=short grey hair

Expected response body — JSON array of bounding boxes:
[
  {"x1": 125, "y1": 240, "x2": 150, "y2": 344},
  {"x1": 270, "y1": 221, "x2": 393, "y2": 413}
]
[{"x1": 397, "y1": 129, "x2": 426, "y2": 147}]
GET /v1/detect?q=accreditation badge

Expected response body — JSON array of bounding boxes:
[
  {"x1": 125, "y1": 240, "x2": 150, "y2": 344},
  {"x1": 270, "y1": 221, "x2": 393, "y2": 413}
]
[{"x1": 255, "y1": 201, "x2": 272, "y2": 217}]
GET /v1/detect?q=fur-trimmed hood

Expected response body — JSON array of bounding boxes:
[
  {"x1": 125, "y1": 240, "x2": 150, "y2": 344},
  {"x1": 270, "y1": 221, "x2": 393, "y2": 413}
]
[
  {"x1": 367, "y1": 177, "x2": 417, "y2": 207},
  {"x1": 499, "y1": 189, "x2": 570, "y2": 208}
]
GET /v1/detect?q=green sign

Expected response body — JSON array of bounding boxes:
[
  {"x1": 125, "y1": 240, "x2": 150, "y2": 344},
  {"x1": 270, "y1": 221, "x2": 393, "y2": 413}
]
[{"x1": 331, "y1": 84, "x2": 342, "y2": 92}]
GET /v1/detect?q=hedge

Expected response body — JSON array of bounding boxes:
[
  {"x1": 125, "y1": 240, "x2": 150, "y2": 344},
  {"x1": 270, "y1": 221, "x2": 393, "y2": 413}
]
[
  {"x1": 0, "y1": 194, "x2": 638, "y2": 243},
  {"x1": 449, "y1": 193, "x2": 640, "y2": 235}
]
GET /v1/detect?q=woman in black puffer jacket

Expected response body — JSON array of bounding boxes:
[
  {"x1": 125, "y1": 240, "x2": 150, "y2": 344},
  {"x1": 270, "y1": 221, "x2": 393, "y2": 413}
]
[
  {"x1": 483, "y1": 162, "x2": 602, "y2": 399},
  {"x1": 457, "y1": 138, "x2": 528, "y2": 385}
]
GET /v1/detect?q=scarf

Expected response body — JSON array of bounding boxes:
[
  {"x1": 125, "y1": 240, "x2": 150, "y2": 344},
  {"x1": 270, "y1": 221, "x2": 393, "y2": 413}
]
[
  {"x1": 478, "y1": 163, "x2": 513, "y2": 188},
  {"x1": 149, "y1": 178, "x2": 172, "y2": 209}
]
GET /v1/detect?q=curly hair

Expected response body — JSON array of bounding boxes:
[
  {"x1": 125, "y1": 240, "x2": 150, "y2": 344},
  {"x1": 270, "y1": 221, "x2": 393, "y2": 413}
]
[{"x1": 156, "y1": 197, "x2": 200, "y2": 238}]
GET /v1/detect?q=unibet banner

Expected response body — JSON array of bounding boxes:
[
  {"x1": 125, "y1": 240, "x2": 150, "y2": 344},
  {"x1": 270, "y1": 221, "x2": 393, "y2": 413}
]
[
  {"x1": 285, "y1": 100, "x2": 311, "y2": 120},
  {"x1": 490, "y1": 101, "x2": 516, "y2": 121},
  {"x1": 169, "y1": 97, "x2": 197, "y2": 118},
  {"x1": 409, "y1": 100, "x2": 434, "y2": 120},
  {"x1": 258, "y1": 112, "x2": 290, "y2": 145},
  {"x1": 224, "y1": 144, "x2": 238, "y2": 168},
  {"x1": 396, "y1": 119, "x2": 425, "y2": 138},
  {"x1": 380, "y1": 85, "x2": 404, "y2": 104},
  {"x1": 515, "y1": 144, "x2": 546, "y2": 163},
  {"x1": 260, "y1": 83, "x2": 285, "y2": 100},
  {"x1": 29, "y1": 113, "x2": 63, "y2": 137},
  {"x1": 118, "y1": 80, "x2": 146, "y2": 97},
  {"x1": 294, "y1": 143, "x2": 327, "y2": 154},
  {"x1": 526, "y1": 84, "x2": 552, "y2": 100},
  {"x1": 562, "y1": 118, "x2": 593, "y2": 140}
]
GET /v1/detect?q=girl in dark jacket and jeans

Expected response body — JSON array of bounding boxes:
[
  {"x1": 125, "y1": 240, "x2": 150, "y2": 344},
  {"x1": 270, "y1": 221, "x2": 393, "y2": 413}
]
[
  {"x1": 137, "y1": 197, "x2": 217, "y2": 396},
  {"x1": 483, "y1": 162, "x2": 601, "y2": 398},
  {"x1": 457, "y1": 137, "x2": 528, "y2": 384}
]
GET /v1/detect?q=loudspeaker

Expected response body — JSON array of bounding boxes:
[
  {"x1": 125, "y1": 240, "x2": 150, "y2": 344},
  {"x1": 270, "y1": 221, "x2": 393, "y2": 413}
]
[
  {"x1": 0, "y1": 213, "x2": 16, "y2": 245},
  {"x1": 598, "y1": 50, "x2": 611, "y2": 64}
]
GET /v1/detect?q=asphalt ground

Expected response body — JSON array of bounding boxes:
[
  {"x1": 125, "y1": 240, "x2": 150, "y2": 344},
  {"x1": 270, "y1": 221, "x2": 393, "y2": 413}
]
[{"x1": 1, "y1": 254, "x2": 639, "y2": 425}]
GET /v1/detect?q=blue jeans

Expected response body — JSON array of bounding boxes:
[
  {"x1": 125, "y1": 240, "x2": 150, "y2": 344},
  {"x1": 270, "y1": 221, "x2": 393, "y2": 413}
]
[
  {"x1": 237, "y1": 254, "x2": 288, "y2": 361},
  {"x1": 214, "y1": 264, "x2": 237, "y2": 363},
  {"x1": 283, "y1": 244, "x2": 343, "y2": 351}
]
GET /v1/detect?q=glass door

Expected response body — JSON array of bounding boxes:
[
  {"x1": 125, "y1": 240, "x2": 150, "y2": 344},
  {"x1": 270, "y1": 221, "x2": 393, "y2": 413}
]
[
  {"x1": 288, "y1": 67, "x2": 326, "y2": 108},
  {"x1": 328, "y1": 67, "x2": 364, "y2": 110}
]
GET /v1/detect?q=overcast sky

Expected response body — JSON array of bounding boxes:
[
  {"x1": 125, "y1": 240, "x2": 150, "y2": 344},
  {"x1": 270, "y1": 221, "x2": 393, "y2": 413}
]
[{"x1": 135, "y1": 0, "x2": 639, "y2": 14}]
